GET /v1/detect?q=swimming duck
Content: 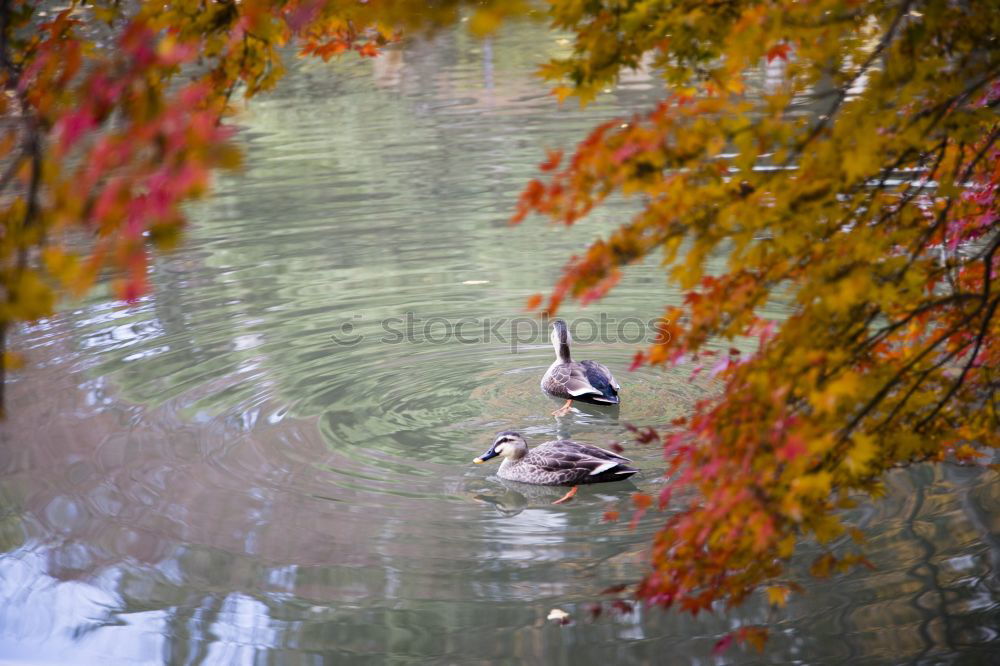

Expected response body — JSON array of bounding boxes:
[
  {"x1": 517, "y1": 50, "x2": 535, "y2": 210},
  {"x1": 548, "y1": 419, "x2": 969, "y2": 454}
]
[
  {"x1": 473, "y1": 431, "x2": 637, "y2": 504},
  {"x1": 541, "y1": 319, "x2": 621, "y2": 416}
]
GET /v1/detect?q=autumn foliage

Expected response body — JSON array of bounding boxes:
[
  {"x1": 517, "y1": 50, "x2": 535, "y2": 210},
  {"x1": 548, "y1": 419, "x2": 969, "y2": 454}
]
[
  {"x1": 2, "y1": 0, "x2": 998, "y2": 653},
  {"x1": 0, "y1": 0, "x2": 512, "y2": 406},
  {"x1": 511, "y1": 0, "x2": 999, "y2": 649}
]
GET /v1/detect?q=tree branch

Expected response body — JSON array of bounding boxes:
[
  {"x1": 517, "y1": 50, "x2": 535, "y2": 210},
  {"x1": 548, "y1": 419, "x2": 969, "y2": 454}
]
[
  {"x1": 784, "y1": 0, "x2": 914, "y2": 165},
  {"x1": 835, "y1": 289, "x2": 995, "y2": 447},
  {"x1": 914, "y1": 234, "x2": 1000, "y2": 431},
  {"x1": 874, "y1": 335, "x2": 974, "y2": 433}
]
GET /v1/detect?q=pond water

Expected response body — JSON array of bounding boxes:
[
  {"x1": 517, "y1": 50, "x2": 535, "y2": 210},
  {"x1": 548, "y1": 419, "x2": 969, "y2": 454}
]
[{"x1": 2, "y1": 22, "x2": 999, "y2": 665}]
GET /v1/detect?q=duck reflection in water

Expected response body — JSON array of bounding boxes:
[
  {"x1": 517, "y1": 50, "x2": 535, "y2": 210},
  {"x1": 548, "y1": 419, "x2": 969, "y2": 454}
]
[
  {"x1": 473, "y1": 480, "x2": 567, "y2": 516},
  {"x1": 472, "y1": 477, "x2": 639, "y2": 517}
]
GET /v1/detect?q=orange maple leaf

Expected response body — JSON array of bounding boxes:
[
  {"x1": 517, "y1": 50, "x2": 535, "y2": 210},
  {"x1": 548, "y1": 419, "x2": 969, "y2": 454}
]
[{"x1": 766, "y1": 43, "x2": 791, "y2": 62}]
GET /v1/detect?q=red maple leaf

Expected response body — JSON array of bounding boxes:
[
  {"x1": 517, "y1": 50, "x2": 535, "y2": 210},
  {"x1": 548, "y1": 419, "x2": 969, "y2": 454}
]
[{"x1": 766, "y1": 43, "x2": 791, "y2": 63}]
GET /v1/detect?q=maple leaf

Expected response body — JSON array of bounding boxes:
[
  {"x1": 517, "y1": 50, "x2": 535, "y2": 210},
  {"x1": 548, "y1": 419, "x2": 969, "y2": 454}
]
[
  {"x1": 776, "y1": 436, "x2": 807, "y2": 461},
  {"x1": 766, "y1": 43, "x2": 791, "y2": 63},
  {"x1": 628, "y1": 350, "x2": 646, "y2": 371},
  {"x1": 632, "y1": 492, "x2": 652, "y2": 510},
  {"x1": 844, "y1": 434, "x2": 877, "y2": 475},
  {"x1": 713, "y1": 634, "x2": 735, "y2": 656},
  {"x1": 539, "y1": 149, "x2": 563, "y2": 172},
  {"x1": 766, "y1": 586, "x2": 790, "y2": 607},
  {"x1": 953, "y1": 444, "x2": 986, "y2": 462}
]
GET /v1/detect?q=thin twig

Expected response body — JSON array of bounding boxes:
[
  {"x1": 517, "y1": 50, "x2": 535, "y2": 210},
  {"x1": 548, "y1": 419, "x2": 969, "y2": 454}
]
[
  {"x1": 784, "y1": 0, "x2": 915, "y2": 166},
  {"x1": 833, "y1": 290, "x2": 995, "y2": 448},
  {"x1": 915, "y1": 235, "x2": 1000, "y2": 431}
]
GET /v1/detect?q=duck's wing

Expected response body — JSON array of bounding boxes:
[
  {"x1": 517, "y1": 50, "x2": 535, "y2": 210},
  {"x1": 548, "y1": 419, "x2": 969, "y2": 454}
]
[
  {"x1": 544, "y1": 362, "x2": 598, "y2": 399},
  {"x1": 556, "y1": 440, "x2": 632, "y2": 464},
  {"x1": 579, "y1": 360, "x2": 620, "y2": 399},
  {"x1": 528, "y1": 440, "x2": 635, "y2": 483},
  {"x1": 601, "y1": 362, "x2": 622, "y2": 392}
]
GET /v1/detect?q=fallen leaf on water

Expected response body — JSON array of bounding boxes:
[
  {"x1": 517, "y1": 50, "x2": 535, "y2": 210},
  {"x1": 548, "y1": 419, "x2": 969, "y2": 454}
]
[{"x1": 546, "y1": 608, "x2": 570, "y2": 624}]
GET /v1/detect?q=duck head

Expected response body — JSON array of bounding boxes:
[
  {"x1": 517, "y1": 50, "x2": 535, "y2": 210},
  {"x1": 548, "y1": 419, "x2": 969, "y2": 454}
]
[{"x1": 474, "y1": 431, "x2": 528, "y2": 464}]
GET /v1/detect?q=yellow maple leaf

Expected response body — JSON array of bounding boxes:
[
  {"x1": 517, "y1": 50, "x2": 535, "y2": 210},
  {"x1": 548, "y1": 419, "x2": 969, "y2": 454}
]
[
  {"x1": 844, "y1": 434, "x2": 877, "y2": 475},
  {"x1": 766, "y1": 586, "x2": 790, "y2": 607},
  {"x1": 954, "y1": 444, "x2": 985, "y2": 462},
  {"x1": 810, "y1": 373, "x2": 859, "y2": 414},
  {"x1": 468, "y1": 9, "x2": 502, "y2": 37},
  {"x1": 792, "y1": 471, "x2": 832, "y2": 499}
]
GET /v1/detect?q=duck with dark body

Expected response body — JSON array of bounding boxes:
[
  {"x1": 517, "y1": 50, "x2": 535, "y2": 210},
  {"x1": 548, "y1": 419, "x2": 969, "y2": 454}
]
[
  {"x1": 541, "y1": 319, "x2": 621, "y2": 416},
  {"x1": 474, "y1": 431, "x2": 638, "y2": 504}
]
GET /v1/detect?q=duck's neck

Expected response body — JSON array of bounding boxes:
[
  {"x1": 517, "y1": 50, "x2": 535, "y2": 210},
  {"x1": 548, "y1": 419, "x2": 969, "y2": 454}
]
[
  {"x1": 554, "y1": 341, "x2": 571, "y2": 363},
  {"x1": 499, "y1": 452, "x2": 526, "y2": 472}
]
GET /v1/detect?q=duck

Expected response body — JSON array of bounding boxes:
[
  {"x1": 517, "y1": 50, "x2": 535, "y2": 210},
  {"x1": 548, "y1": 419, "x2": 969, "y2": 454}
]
[
  {"x1": 541, "y1": 319, "x2": 621, "y2": 416},
  {"x1": 473, "y1": 431, "x2": 637, "y2": 504}
]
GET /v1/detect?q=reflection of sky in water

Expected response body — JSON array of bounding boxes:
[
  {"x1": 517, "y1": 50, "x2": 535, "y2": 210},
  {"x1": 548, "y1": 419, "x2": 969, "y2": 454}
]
[
  {"x1": 1, "y1": 20, "x2": 998, "y2": 665},
  {"x1": 0, "y1": 552, "x2": 161, "y2": 662}
]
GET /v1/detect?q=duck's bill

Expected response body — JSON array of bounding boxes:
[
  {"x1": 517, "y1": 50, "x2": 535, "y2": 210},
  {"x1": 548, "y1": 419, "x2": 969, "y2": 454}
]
[{"x1": 473, "y1": 449, "x2": 498, "y2": 464}]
